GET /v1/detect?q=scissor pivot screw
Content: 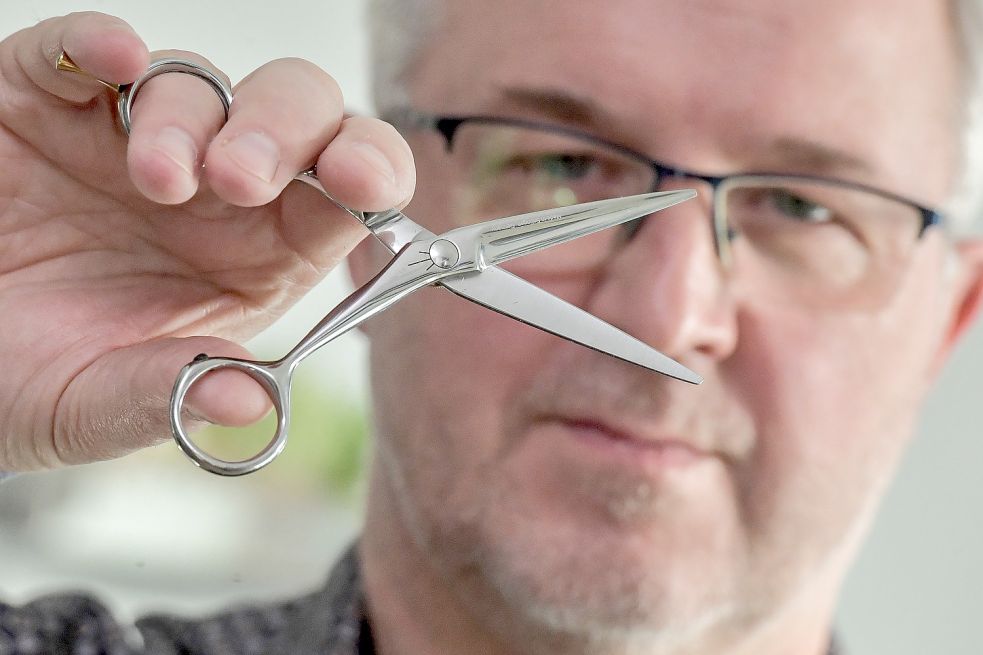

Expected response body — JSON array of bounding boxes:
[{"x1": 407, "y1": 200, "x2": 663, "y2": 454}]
[{"x1": 428, "y1": 239, "x2": 460, "y2": 269}]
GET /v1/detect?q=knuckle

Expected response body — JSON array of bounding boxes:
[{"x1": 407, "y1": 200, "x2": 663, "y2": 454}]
[
  {"x1": 204, "y1": 162, "x2": 277, "y2": 207},
  {"x1": 61, "y1": 12, "x2": 137, "y2": 46},
  {"x1": 129, "y1": 72, "x2": 230, "y2": 136},
  {"x1": 340, "y1": 116, "x2": 392, "y2": 144},
  {"x1": 49, "y1": 394, "x2": 82, "y2": 468},
  {"x1": 368, "y1": 117, "x2": 406, "y2": 142},
  {"x1": 344, "y1": 117, "x2": 414, "y2": 165},
  {"x1": 266, "y1": 57, "x2": 343, "y2": 106},
  {"x1": 148, "y1": 49, "x2": 231, "y2": 88},
  {"x1": 65, "y1": 10, "x2": 126, "y2": 27}
]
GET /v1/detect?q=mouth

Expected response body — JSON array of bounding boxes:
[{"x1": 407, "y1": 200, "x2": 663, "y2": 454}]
[{"x1": 537, "y1": 414, "x2": 715, "y2": 471}]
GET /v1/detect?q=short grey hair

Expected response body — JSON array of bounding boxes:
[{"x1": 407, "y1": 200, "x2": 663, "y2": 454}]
[
  {"x1": 367, "y1": 0, "x2": 983, "y2": 232},
  {"x1": 366, "y1": 0, "x2": 440, "y2": 113},
  {"x1": 950, "y1": 0, "x2": 983, "y2": 232}
]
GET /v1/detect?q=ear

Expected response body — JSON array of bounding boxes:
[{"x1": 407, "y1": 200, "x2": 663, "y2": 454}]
[{"x1": 933, "y1": 238, "x2": 983, "y2": 369}]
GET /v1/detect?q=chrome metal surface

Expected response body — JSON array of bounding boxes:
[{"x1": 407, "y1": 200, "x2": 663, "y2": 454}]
[
  {"x1": 441, "y1": 267, "x2": 703, "y2": 384},
  {"x1": 171, "y1": 243, "x2": 459, "y2": 476},
  {"x1": 113, "y1": 59, "x2": 702, "y2": 476},
  {"x1": 293, "y1": 168, "x2": 425, "y2": 254},
  {"x1": 170, "y1": 356, "x2": 291, "y2": 476},
  {"x1": 117, "y1": 58, "x2": 233, "y2": 134},
  {"x1": 443, "y1": 190, "x2": 697, "y2": 270},
  {"x1": 428, "y1": 239, "x2": 460, "y2": 269}
]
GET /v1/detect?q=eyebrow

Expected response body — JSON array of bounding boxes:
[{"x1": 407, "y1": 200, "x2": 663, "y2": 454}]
[
  {"x1": 762, "y1": 136, "x2": 873, "y2": 177},
  {"x1": 496, "y1": 86, "x2": 619, "y2": 131},
  {"x1": 493, "y1": 85, "x2": 875, "y2": 177}
]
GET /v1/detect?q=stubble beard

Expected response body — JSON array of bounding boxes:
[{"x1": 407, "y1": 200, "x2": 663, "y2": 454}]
[
  {"x1": 374, "y1": 424, "x2": 791, "y2": 655},
  {"x1": 368, "y1": 346, "x2": 880, "y2": 655}
]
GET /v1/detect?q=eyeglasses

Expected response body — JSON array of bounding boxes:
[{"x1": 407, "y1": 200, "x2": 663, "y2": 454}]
[{"x1": 384, "y1": 109, "x2": 945, "y2": 311}]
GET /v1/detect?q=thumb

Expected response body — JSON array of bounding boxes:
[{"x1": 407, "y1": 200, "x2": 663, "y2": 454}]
[{"x1": 45, "y1": 336, "x2": 273, "y2": 467}]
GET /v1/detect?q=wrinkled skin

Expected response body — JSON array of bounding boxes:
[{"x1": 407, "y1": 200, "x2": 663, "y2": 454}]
[
  {"x1": 3, "y1": 4, "x2": 982, "y2": 655},
  {"x1": 353, "y1": 1, "x2": 983, "y2": 654},
  {"x1": 0, "y1": 12, "x2": 414, "y2": 468}
]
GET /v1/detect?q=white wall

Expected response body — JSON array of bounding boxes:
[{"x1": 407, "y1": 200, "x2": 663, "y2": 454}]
[{"x1": 1, "y1": 2, "x2": 981, "y2": 653}]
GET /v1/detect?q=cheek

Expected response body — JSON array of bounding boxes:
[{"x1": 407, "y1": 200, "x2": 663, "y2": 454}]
[
  {"x1": 727, "y1": 284, "x2": 942, "y2": 554},
  {"x1": 366, "y1": 275, "x2": 584, "y2": 509},
  {"x1": 366, "y1": 133, "x2": 600, "y2": 514}
]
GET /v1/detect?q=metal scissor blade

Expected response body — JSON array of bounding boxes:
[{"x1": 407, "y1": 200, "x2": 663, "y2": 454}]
[
  {"x1": 293, "y1": 168, "x2": 432, "y2": 254},
  {"x1": 440, "y1": 267, "x2": 702, "y2": 384},
  {"x1": 451, "y1": 189, "x2": 696, "y2": 269}
]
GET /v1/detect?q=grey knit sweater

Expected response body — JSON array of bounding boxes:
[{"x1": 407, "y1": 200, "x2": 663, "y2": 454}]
[
  {"x1": 1, "y1": 546, "x2": 846, "y2": 654},
  {"x1": 0, "y1": 547, "x2": 367, "y2": 654}
]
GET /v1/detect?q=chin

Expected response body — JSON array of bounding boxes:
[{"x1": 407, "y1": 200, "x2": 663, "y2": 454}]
[{"x1": 441, "y1": 491, "x2": 761, "y2": 652}]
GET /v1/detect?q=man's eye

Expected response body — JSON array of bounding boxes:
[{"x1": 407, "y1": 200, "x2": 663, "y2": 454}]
[
  {"x1": 769, "y1": 189, "x2": 834, "y2": 222},
  {"x1": 538, "y1": 153, "x2": 595, "y2": 180},
  {"x1": 506, "y1": 153, "x2": 597, "y2": 180}
]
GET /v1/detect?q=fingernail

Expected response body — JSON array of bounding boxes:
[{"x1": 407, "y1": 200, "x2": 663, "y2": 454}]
[
  {"x1": 151, "y1": 126, "x2": 198, "y2": 175},
  {"x1": 353, "y1": 142, "x2": 397, "y2": 187},
  {"x1": 223, "y1": 131, "x2": 280, "y2": 183}
]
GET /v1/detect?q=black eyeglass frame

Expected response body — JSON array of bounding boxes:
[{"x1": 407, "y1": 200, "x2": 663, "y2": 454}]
[{"x1": 384, "y1": 108, "x2": 945, "y2": 264}]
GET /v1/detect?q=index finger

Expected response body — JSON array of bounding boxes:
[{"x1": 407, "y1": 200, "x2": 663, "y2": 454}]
[{"x1": 2, "y1": 11, "x2": 149, "y2": 105}]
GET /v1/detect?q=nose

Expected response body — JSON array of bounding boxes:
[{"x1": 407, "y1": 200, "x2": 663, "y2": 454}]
[{"x1": 584, "y1": 185, "x2": 739, "y2": 364}]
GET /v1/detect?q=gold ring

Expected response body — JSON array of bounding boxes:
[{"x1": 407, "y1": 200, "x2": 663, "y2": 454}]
[{"x1": 55, "y1": 51, "x2": 121, "y2": 93}]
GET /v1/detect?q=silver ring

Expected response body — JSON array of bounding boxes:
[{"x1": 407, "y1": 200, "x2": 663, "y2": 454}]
[
  {"x1": 169, "y1": 356, "x2": 292, "y2": 476},
  {"x1": 117, "y1": 58, "x2": 234, "y2": 134}
]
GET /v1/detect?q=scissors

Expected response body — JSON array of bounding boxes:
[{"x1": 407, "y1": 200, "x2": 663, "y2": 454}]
[{"x1": 63, "y1": 56, "x2": 702, "y2": 476}]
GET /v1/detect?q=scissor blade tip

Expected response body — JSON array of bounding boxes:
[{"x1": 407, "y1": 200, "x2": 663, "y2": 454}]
[
  {"x1": 664, "y1": 364, "x2": 702, "y2": 385},
  {"x1": 650, "y1": 189, "x2": 698, "y2": 202}
]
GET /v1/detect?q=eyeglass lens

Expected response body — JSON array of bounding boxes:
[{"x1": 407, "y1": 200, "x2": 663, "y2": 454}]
[{"x1": 414, "y1": 120, "x2": 926, "y2": 310}]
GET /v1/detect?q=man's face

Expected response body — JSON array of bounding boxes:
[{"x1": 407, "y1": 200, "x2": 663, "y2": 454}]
[{"x1": 357, "y1": 0, "x2": 966, "y2": 648}]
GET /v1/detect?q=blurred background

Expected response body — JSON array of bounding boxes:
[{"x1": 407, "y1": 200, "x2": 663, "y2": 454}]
[{"x1": 1, "y1": 2, "x2": 981, "y2": 653}]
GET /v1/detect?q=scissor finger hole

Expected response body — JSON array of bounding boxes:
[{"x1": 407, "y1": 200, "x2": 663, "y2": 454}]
[
  {"x1": 119, "y1": 58, "x2": 233, "y2": 134},
  {"x1": 189, "y1": 409, "x2": 280, "y2": 464},
  {"x1": 171, "y1": 357, "x2": 289, "y2": 475},
  {"x1": 177, "y1": 364, "x2": 273, "y2": 427},
  {"x1": 177, "y1": 364, "x2": 278, "y2": 461}
]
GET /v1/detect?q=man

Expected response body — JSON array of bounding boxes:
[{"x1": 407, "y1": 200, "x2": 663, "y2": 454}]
[{"x1": 1, "y1": 1, "x2": 981, "y2": 654}]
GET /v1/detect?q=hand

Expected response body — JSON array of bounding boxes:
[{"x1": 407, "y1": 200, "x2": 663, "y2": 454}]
[{"x1": 0, "y1": 12, "x2": 415, "y2": 470}]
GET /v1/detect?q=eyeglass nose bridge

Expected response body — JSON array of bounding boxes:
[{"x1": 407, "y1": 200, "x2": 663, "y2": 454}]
[{"x1": 650, "y1": 163, "x2": 734, "y2": 269}]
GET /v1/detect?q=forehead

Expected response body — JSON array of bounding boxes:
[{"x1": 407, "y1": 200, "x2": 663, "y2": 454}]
[{"x1": 410, "y1": 0, "x2": 962, "y2": 203}]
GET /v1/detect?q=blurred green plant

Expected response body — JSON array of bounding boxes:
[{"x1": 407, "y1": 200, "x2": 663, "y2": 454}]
[{"x1": 192, "y1": 370, "x2": 369, "y2": 496}]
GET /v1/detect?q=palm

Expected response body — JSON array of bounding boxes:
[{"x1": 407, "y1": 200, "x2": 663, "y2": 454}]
[
  {"x1": 4, "y1": 90, "x2": 344, "y2": 327},
  {"x1": 0, "y1": 67, "x2": 367, "y2": 468}
]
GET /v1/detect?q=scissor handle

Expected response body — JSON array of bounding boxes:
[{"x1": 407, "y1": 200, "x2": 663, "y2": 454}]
[
  {"x1": 115, "y1": 58, "x2": 365, "y2": 218},
  {"x1": 169, "y1": 355, "x2": 292, "y2": 476},
  {"x1": 116, "y1": 58, "x2": 234, "y2": 135}
]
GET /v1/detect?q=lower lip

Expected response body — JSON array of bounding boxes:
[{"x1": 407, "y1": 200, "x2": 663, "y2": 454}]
[{"x1": 554, "y1": 420, "x2": 710, "y2": 470}]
